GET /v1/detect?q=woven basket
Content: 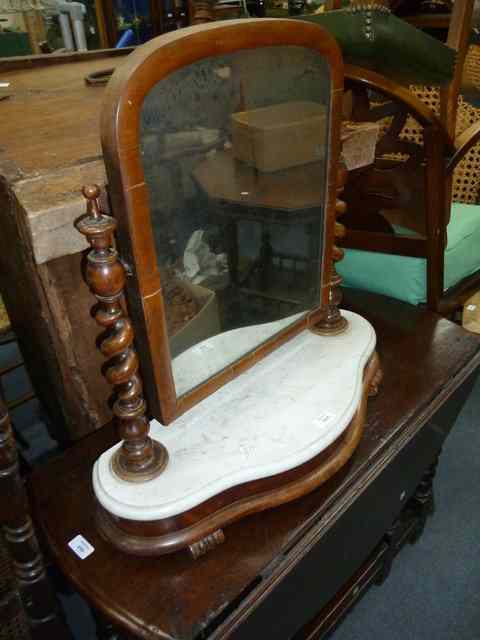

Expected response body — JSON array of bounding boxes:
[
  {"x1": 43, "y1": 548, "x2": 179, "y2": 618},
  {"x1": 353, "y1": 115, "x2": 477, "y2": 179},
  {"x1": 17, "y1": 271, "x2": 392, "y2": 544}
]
[
  {"x1": 399, "y1": 85, "x2": 480, "y2": 204},
  {"x1": 462, "y1": 43, "x2": 480, "y2": 94}
]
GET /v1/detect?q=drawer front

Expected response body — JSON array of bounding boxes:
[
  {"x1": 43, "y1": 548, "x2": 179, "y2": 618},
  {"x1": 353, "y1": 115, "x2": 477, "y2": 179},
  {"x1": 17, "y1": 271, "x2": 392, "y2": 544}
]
[
  {"x1": 296, "y1": 542, "x2": 388, "y2": 640},
  {"x1": 230, "y1": 420, "x2": 445, "y2": 640}
]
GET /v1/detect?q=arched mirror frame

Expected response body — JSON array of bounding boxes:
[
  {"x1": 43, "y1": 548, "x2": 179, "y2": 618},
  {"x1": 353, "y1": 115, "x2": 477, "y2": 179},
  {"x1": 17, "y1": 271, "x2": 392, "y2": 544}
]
[{"x1": 101, "y1": 18, "x2": 344, "y2": 425}]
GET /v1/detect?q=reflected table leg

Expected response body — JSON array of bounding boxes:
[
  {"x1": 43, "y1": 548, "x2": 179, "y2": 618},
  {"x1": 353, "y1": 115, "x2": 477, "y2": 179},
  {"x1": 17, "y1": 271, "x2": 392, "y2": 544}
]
[
  {"x1": 259, "y1": 224, "x2": 273, "y2": 292},
  {"x1": 225, "y1": 220, "x2": 239, "y2": 286}
]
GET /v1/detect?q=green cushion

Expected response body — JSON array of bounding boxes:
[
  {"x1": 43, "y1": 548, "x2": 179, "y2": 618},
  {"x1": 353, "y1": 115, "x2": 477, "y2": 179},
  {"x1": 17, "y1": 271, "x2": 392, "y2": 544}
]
[{"x1": 337, "y1": 203, "x2": 480, "y2": 305}]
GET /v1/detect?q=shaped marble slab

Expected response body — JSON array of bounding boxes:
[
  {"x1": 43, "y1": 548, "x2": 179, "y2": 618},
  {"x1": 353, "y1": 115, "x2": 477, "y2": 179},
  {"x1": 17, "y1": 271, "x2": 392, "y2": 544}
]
[
  {"x1": 172, "y1": 311, "x2": 306, "y2": 397},
  {"x1": 94, "y1": 310, "x2": 376, "y2": 521}
]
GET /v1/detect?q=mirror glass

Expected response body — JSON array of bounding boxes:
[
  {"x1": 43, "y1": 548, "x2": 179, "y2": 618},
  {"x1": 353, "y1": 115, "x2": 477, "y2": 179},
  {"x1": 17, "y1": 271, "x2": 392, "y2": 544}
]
[{"x1": 140, "y1": 45, "x2": 331, "y2": 397}]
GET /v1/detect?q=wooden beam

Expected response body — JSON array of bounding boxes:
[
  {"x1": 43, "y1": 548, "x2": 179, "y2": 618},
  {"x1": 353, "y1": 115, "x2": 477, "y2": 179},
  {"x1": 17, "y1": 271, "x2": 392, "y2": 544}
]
[{"x1": 23, "y1": 11, "x2": 46, "y2": 55}]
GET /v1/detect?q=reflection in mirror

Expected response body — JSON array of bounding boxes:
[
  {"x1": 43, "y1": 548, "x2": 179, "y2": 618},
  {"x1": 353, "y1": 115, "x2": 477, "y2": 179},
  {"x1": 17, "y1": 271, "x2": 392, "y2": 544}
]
[{"x1": 140, "y1": 46, "x2": 331, "y2": 397}]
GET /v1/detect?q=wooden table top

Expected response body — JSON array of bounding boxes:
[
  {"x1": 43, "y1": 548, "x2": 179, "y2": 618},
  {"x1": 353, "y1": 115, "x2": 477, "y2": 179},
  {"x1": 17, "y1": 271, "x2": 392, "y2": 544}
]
[
  {"x1": 30, "y1": 290, "x2": 480, "y2": 640},
  {"x1": 0, "y1": 53, "x2": 126, "y2": 179},
  {"x1": 0, "y1": 50, "x2": 130, "y2": 265}
]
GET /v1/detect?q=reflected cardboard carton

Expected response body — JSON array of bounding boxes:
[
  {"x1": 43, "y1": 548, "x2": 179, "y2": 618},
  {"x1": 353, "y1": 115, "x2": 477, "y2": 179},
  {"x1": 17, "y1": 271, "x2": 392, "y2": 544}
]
[
  {"x1": 232, "y1": 101, "x2": 326, "y2": 173},
  {"x1": 169, "y1": 280, "x2": 221, "y2": 359}
]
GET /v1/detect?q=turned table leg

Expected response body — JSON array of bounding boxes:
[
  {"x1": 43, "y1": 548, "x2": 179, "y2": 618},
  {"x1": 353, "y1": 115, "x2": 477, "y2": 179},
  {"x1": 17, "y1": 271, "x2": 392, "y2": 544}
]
[
  {"x1": 259, "y1": 224, "x2": 273, "y2": 292},
  {"x1": 225, "y1": 219, "x2": 240, "y2": 286},
  {"x1": 0, "y1": 397, "x2": 72, "y2": 639},
  {"x1": 408, "y1": 454, "x2": 439, "y2": 544},
  {"x1": 376, "y1": 454, "x2": 440, "y2": 585},
  {"x1": 93, "y1": 608, "x2": 134, "y2": 640}
]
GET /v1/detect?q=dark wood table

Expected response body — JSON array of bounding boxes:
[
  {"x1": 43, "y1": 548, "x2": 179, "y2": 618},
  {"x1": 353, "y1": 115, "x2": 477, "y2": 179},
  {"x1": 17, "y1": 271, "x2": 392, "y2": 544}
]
[
  {"x1": 193, "y1": 150, "x2": 325, "y2": 213},
  {"x1": 193, "y1": 151, "x2": 324, "y2": 293},
  {"x1": 30, "y1": 290, "x2": 480, "y2": 640}
]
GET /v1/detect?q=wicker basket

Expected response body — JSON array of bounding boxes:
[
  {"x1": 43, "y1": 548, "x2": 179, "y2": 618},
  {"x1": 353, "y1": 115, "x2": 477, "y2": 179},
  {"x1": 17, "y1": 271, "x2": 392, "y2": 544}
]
[
  {"x1": 399, "y1": 85, "x2": 480, "y2": 204},
  {"x1": 462, "y1": 43, "x2": 480, "y2": 95}
]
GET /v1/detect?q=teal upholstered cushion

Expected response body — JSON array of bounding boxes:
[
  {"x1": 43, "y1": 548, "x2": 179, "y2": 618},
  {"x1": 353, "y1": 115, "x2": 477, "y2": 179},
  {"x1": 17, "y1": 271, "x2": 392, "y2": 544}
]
[{"x1": 337, "y1": 203, "x2": 480, "y2": 305}]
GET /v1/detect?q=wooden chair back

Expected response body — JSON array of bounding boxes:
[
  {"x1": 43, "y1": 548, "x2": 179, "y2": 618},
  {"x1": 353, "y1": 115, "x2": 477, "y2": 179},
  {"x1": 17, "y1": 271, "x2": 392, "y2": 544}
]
[
  {"x1": 321, "y1": 0, "x2": 478, "y2": 313},
  {"x1": 403, "y1": 87, "x2": 480, "y2": 204},
  {"x1": 438, "y1": 0, "x2": 474, "y2": 139},
  {"x1": 341, "y1": 66, "x2": 450, "y2": 311},
  {"x1": 342, "y1": 64, "x2": 480, "y2": 314}
]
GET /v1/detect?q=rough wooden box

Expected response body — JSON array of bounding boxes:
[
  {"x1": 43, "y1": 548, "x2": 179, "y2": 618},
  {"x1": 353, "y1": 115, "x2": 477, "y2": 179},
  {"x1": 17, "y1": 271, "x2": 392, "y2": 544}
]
[
  {"x1": 169, "y1": 281, "x2": 220, "y2": 359},
  {"x1": 231, "y1": 100, "x2": 326, "y2": 172}
]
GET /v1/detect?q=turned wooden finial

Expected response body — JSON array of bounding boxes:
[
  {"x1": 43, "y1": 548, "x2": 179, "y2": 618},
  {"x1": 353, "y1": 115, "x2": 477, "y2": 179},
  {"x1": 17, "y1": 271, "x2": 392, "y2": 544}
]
[
  {"x1": 77, "y1": 185, "x2": 168, "y2": 482},
  {"x1": 312, "y1": 164, "x2": 349, "y2": 336},
  {"x1": 82, "y1": 184, "x2": 102, "y2": 214}
]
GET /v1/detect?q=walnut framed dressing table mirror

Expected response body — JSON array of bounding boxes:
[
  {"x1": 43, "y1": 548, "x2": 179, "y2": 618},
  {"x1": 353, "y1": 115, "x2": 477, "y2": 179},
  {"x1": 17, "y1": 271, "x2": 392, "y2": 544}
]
[{"x1": 76, "y1": 18, "x2": 382, "y2": 557}]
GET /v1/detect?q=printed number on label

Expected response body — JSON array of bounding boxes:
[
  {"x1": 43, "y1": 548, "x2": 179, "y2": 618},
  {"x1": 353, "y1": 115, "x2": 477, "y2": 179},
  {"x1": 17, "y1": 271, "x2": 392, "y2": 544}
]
[{"x1": 68, "y1": 534, "x2": 95, "y2": 559}]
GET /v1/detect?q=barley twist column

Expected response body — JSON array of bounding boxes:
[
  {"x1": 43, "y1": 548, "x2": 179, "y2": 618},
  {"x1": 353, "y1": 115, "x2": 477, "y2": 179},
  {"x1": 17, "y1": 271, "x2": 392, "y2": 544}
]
[
  {"x1": 313, "y1": 163, "x2": 349, "y2": 335},
  {"x1": 77, "y1": 185, "x2": 168, "y2": 482}
]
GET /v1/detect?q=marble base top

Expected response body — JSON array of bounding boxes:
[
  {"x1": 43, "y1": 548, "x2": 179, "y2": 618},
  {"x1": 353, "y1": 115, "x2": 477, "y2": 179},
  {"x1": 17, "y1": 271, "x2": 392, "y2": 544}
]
[{"x1": 94, "y1": 310, "x2": 376, "y2": 522}]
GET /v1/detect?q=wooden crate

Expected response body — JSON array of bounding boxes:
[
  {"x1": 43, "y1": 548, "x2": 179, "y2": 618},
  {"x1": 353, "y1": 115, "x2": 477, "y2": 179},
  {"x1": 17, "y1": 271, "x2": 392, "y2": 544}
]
[
  {"x1": 169, "y1": 281, "x2": 220, "y2": 359},
  {"x1": 231, "y1": 101, "x2": 326, "y2": 173}
]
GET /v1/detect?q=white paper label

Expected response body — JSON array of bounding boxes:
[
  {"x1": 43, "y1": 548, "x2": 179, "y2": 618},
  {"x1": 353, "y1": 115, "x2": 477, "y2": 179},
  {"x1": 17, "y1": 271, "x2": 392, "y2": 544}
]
[
  {"x1": 467, "y1": 304, "x2": 477, "y2": 311},
  {"x1": 312, "y1": 411, "x2": 336, "y2": 427},
  {"x1": 68, "y1": 535, "x2": 95, "y2": 559},
  {"x1": 193, "y1": 342, "x2": 214, "y2": 355}
]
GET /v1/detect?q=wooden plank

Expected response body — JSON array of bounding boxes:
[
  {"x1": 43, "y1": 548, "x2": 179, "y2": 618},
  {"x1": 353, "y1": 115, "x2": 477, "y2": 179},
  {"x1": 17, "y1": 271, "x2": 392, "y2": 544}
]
[
  {"x1": 440, "y1": 0, "x2": 474, "y2": 140},
  {"x1": 341, "y1": 230, "x2": 427, "y2": 258},
  {"x1": 0, "y1": 177, "x2": 112, "y2": 441},
  {"x1": 39, "y1": 253, "x2": 113, "y2": 436},
  {"x1": 403, "y1": 13, "x2": 451, "y2": 29},
  {"x1": 0, "y1": 56, "x2": 126, "y2": 179},
  {"x1": 95, "y1": 0, "x2": 111, "y2": 49},
  {"x1": 0, "y1": 179, "x2": 70, "y2": 443},
  {"x1": 0, "y1": 47, "x2": 132, "y2": 72},
  {"x1": 14, "y1": 160, "x2": 106, "y2": 264},
  {"x1": 22, "y1": 11, "x2": 46, "y2": 55}
]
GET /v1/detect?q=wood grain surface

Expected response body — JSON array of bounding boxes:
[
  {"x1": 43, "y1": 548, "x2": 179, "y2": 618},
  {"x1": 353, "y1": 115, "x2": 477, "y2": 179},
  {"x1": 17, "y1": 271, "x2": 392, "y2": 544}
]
[
  {"x1": 0, "y1": 56, "x2": 127, "y2": 178},
  {"x1": 0, "y1": 52, "x2": 131, "y2": 441},
  {"x1": 30, "y1": 290, "x2": 480, "y2": 640}
]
